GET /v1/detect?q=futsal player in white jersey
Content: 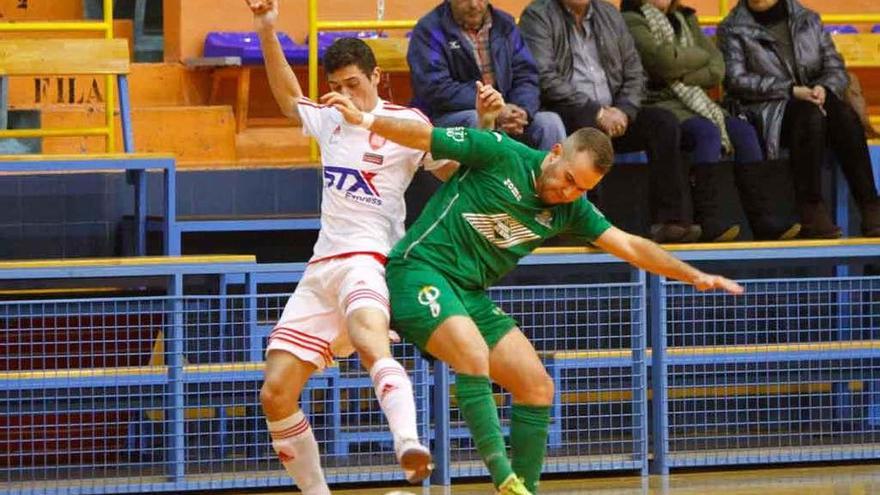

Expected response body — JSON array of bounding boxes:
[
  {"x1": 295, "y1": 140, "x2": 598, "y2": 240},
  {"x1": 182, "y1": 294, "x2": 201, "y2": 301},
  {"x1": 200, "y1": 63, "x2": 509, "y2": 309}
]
[{"x1": 244, "y1": 1, "x2": 502, "y2": 493}]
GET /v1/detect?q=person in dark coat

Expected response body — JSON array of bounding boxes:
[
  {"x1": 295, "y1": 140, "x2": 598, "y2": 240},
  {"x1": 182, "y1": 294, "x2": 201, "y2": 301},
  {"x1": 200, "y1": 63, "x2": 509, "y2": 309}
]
[
  {"x1": 717, "y1": 0, "x2": 880, "y2": 237},
  {"x1": 621, "y1": 0, "x2": 800, "y2": 241},
  {"x1": 519, "y1": 0, "x2": 702, "y2": 243}
]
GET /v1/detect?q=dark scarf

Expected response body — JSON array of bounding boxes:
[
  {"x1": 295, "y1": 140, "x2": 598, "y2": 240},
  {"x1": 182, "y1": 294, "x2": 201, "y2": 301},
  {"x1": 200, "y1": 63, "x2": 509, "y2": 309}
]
[{"x1": 747, "y1": 0, "x2": 788, "y2": 26}]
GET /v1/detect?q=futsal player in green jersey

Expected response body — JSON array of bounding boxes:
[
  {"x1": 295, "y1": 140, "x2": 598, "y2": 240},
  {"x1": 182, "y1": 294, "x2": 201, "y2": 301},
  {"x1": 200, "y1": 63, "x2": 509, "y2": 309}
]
[{"x1": 323, "y1": 85, "x2": 743, "y2": 495}]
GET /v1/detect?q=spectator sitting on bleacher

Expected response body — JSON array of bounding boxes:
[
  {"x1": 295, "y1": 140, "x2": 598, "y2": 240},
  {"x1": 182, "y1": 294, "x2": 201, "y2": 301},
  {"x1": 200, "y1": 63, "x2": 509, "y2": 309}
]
[
  {"x1": 407, "y1": 0, "x2": 566, "y2": 151},
  {"x1": 621, "y1": 0, "x2": 801, "y2": 241},
  {"x1": 519, "y1": 0, "x2": 701, "y2": 244},
  {"x1": 718, "y1": 0, "x2": 880, "y2": 237}
]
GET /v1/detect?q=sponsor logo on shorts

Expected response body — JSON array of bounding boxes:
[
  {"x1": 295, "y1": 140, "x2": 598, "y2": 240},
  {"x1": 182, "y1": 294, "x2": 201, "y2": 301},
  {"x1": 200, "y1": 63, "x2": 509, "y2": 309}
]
[{"x1": 417, "y1": 286, "x2": 442, "y2": 318}]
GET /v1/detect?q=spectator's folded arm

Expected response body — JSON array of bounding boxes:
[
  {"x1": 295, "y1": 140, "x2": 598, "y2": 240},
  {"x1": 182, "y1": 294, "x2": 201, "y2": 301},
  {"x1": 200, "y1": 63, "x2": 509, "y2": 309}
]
[
  {"x1": 505, "y1": 28, "x2": 541, "y2": 119},
  {"x1": 407, "y1": 24, "x2": 478, "y2": 114},
  {"x1": 624, "y1": 13, "x2": 711, "y2": 83},
  {"x1": 613, "y1": 22, "x2": 645, "y2": 122},
  {"x1": 518, "y1": 7, "x2": 588, "y2": 110},
  {"x1": 718, "y1": 29, "x2": 791, "y2": 101},
  {"x1": 811, "y1": 29, "x2": 849, "y2": 98}
]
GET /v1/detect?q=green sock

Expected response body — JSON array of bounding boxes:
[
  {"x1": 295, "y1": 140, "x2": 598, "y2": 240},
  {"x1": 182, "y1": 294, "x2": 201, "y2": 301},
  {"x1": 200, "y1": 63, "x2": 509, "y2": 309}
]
[
  {"x1": 511, "y1": 404, "x2": 551, "y2": 493},
  {"x1": 455, "y1": 374, "x2": 513, "y2": 487}
]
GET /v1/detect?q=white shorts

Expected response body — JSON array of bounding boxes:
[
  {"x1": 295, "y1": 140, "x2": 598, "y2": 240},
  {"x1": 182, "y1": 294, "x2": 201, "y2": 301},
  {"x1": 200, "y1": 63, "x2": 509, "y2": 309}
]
[{"x1": 266, "y1": 254, "x2": 390, "y2": 370}]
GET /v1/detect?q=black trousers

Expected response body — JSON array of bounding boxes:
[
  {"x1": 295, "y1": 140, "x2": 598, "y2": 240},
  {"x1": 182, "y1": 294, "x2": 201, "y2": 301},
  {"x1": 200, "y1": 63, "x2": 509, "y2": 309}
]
[
  {"x1": 781, "y1": 92, "x2": 879, "y2": 206},
  {"x1": 554, "y1": 104, "x2": 691, "y2": 224}
]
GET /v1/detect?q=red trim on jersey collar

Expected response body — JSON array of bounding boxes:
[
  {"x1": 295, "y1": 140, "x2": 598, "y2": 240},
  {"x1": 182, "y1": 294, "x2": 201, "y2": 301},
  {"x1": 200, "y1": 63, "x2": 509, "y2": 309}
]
[{"x1": 308, "y1": 251, "x2": 388, "y2": 266}]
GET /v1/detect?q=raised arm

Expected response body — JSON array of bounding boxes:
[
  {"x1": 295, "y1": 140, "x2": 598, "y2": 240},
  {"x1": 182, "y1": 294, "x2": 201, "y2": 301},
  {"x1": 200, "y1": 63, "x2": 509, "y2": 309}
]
[
  {"x1": 594, "y1": 226, "x2": 744, "y2": 294},
  {"x1": 246, "y1": 0, "x2": 303, "y2": 122}
]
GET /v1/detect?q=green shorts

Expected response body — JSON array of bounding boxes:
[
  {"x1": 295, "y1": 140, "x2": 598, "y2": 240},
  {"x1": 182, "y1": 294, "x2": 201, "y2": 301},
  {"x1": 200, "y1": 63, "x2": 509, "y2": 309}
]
[{"x1": 385, "y1": 257, "x2": 517, "y2": 355}]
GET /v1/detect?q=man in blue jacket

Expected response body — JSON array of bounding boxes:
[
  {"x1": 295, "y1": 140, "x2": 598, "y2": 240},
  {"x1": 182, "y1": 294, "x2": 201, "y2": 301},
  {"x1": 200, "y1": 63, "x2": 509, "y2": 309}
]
[{"x1": 407, "y1": 0, "x2": 566, "y2": 151}]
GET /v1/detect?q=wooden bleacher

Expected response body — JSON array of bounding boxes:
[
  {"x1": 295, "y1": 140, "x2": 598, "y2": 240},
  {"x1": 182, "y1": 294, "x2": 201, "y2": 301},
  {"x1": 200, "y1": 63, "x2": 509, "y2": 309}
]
[{"x1": 2, "y1": 0, "x2": 879, "y2": 167}]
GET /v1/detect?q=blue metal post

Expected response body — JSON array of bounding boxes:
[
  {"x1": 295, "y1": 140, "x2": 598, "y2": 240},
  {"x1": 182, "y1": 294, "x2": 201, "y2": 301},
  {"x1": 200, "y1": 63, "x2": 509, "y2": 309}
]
[
  {"x1": 0, "y1": 76, "x2": 8, "y2": 131},
  {"x1": 168, "y1": 273, "x2": 186, "y2": 481},
  {"x1": 163, "y1": 158, "x2": 178, "y2": 255},
  {"x1": 118, "y1": 75, "x2": 135, "y2": 153},
  {"x1": 431, "y1": 361, "x2": 452, "y2": 485},
  {"x1": 833, "y1": 165, "x2": 850, "y2": 238},
  {"x1": 649, "y1": 274, "x2": 669, "y2": 475},
  {"x1": 632, "y1": 268, "x2": 649, "y2": 475},
  {"x1": 119, "y1": 75, "x2": 149, "y2": 256}
]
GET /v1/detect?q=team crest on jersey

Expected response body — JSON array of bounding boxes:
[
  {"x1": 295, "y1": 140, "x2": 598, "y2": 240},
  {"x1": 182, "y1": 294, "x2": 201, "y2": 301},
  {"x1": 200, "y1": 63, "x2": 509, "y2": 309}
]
[
  {"x1": 535, "y1": 209, "x2": 553, "y2": 228},
  {"x1": 462, "y1": 213, "x2": 541, "y2": 249},
  {"x1": 362, "y1": 152, "x2": 384, "y2": 166},
  {"x1": 369, "y1": 132, "x2": 387, "y2": 150},
  {"x1": 324, "y1": 165, "x2": 383, "y2": 206}
]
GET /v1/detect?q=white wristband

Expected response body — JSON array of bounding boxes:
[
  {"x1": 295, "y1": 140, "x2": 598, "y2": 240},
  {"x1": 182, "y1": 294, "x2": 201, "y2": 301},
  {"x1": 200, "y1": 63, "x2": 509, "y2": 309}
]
[{"x1": 358, "y1": 112, "x2": 375, "y2": 130}]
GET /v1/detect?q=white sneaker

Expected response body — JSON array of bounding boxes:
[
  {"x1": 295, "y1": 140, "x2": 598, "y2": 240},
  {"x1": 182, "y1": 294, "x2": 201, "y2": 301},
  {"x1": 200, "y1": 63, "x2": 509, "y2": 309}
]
[{"x1": 395, "y1": 437, "x2": 433, "y2": 484}]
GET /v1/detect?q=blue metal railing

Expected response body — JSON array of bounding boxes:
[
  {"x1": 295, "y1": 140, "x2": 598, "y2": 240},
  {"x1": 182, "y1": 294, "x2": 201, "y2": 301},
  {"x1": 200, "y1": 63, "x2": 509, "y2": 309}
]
[{"x1": 1, "y1": 242, "x2": 880, "y2": 493}]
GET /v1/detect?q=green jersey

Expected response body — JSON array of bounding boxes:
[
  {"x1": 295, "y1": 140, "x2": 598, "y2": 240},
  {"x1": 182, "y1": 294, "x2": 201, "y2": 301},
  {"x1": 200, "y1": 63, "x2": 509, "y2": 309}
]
[{"x1": 389, "y1": 127, "x2": 611, "y2": 290}]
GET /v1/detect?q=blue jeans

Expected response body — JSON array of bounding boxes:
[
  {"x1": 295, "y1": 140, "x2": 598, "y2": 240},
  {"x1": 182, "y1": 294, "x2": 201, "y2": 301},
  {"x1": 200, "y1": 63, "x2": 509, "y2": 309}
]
[
  {"x1": 432, "y1": 109, "x2": 566, "y2": 151},
  {"x1": 681, "y1": 116, "x2": 763, "y2": 163}
]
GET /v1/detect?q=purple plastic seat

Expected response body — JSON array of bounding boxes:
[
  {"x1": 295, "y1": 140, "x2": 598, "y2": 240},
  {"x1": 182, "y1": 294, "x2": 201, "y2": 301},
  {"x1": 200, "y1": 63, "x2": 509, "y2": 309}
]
[
  {"x1": 873, "y1": 25, "x2": 880, "y2": 33},
  {"x1": 824, "y1": 24, "x2": 858, "y2": 34},
  {"x1": 204, "y1": 32, "x2": 309, "y2": 65},
  {"x1": 702, "y1": 25, "x2": 717, "y2": 37}
]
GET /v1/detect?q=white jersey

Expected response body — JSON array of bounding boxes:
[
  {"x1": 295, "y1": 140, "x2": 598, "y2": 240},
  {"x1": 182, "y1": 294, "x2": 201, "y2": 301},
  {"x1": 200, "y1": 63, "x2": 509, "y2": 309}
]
[{"x1": 297, "y1": 97, "x2": 437, "y2": 263}]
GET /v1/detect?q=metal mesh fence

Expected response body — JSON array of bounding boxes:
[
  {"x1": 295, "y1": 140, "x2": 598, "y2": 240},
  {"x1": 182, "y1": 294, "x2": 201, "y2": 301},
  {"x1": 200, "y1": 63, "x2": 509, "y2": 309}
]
[
  {"x1": 660, "y1": 276, "x2": 880, "y2": 468},
  {"x1": 448, "y1": 283, "x2": 647, "y2": 477},
  {"x1": 0, "y1": 294, "x2": 429, "y2": 494}
]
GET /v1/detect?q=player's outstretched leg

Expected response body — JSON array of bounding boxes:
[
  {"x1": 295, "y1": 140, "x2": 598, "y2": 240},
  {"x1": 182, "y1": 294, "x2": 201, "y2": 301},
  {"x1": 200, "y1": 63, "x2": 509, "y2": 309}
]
[
  {"x1": 490, "y1": 329, "x2": 554, "y2": 494},
  {"x1": 261, "y1": 350, "x2": 330, "y2": 495},
  {"x1": 348, "y1": 307, "x2": 433, "y2": 483}
]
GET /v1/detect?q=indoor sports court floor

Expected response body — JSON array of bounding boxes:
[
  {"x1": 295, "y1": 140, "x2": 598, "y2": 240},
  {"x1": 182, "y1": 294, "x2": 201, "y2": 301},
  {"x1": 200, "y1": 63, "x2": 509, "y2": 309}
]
[{"x1": 245, "y1": 464, "x2": 880, "y2": 494}]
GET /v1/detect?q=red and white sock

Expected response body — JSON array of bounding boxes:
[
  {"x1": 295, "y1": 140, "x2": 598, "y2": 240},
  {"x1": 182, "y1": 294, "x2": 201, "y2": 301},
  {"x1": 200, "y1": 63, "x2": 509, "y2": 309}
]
[
  {"x1": 369, "y1": 357, "x2": 420, "y2": 443},
  {"x1": 267, "y1": 411, "x2": 330, "y2": 495}
]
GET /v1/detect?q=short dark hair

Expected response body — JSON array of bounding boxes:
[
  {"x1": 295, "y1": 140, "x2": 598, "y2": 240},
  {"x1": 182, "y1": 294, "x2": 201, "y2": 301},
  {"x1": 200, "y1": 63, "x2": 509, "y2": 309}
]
[
  {"x1": 564, "y1": 127, "x2": 615, "y2": 174},
  {"x1": 323, "y1": 37, "x2": 378, "y2": 77}
]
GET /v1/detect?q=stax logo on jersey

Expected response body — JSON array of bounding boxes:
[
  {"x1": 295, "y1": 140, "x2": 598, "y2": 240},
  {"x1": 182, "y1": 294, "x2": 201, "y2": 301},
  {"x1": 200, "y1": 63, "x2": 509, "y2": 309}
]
[{"x1": 324, "y1": 165, "x2": 383, "y2": 206}]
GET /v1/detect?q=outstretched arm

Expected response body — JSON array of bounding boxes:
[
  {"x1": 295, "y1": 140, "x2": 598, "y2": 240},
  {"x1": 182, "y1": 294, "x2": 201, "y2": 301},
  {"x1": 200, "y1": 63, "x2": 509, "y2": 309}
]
[
  {"x1": 246, "y1": 0, "x2": 303, "y2": 121},
  {"x1": 320, "y1": 81, "x2": 505, "y2": 152},
  {"x1": 594, "y1": 227, "x2": 744, "y2": 294}
]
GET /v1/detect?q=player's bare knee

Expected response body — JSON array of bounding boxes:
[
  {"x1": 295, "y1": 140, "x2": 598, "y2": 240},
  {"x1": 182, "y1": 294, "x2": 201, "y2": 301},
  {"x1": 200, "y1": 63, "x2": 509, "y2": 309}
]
[
  {"x1": 260, "y1": 375, "x2": 296, "y2": 410},
  {"x1": 532, "y1": 372, "x2": 555, "y2": 405},
  {"x1": 450, "y1": 347, "x2": 490, "y2": 376},
  {"x1": 514, "y1": 371, "x2": 554, "y2": 406}
]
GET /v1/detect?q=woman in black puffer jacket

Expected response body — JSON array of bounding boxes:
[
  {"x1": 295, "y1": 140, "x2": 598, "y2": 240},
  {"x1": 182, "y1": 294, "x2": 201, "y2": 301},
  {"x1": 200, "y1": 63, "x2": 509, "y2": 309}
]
[{"x1": 718, "y1": 0, "x2": 880, "y2": 237}]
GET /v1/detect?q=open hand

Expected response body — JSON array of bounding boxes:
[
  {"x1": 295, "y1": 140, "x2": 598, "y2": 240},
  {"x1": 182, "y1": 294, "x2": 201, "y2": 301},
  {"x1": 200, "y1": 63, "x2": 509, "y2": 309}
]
[
  {"x1": 692, "y1": 273, "x2": 744, "y2": 295},
  {"x1": 320, "y1": 91, "x2": 364, "y2": 126}
]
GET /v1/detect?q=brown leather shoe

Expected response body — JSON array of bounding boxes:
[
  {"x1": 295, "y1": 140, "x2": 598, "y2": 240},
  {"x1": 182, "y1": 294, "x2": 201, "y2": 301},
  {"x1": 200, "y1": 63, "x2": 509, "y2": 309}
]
[
  {"x1": 798, "y1": 202, "x2": 842, "y2": 239},
  {"x1": 650, "y1": 223, "x2": 702, "y2": 243},
  {"x1": 860, "y1": 199, "x2": 880, "y2": 237}
]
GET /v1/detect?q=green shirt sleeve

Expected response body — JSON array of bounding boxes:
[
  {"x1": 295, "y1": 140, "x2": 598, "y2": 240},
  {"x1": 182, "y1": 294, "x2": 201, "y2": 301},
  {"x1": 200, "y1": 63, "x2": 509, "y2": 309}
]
[
  {"x1": 564, "y1": 197, "x2": 613, "y2": 241},
  {"x1": 430, "y1": 127, "x2": 507, "y2": 167}
]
